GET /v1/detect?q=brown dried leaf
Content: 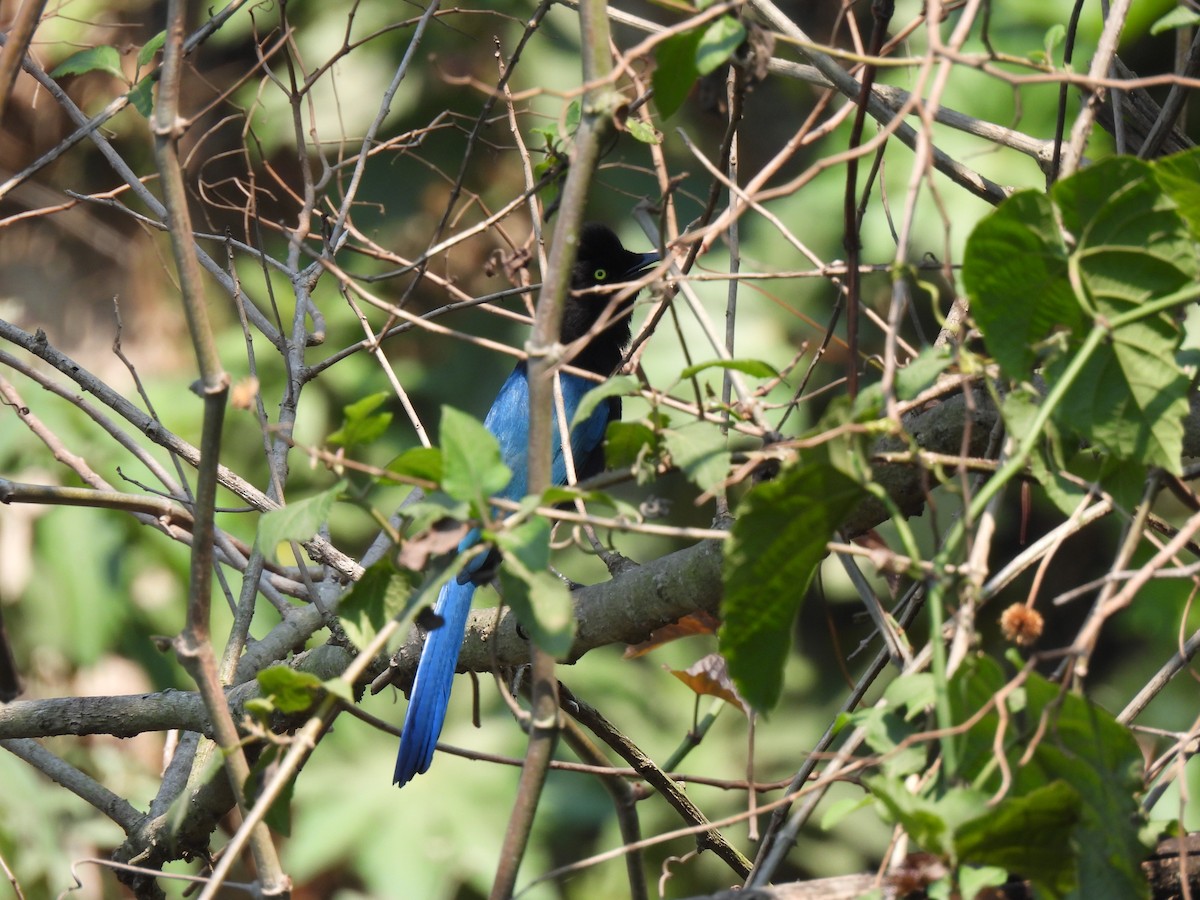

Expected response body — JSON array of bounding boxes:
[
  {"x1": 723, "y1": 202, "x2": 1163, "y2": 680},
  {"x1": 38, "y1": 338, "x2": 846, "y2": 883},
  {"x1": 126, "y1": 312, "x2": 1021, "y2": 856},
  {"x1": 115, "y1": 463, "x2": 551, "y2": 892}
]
[
  {"x1": 668, "y1": 652, "x2": 750, "y2": 715},
  {"x1": 625, "y1": 611, "x2": 720, "y2": 658},
  {"x1": 231, "y1": 376, "x2": 260, "y2": 411},
  {"x1": 396, "y1": 519, "x2": 469, "y2": 571}
]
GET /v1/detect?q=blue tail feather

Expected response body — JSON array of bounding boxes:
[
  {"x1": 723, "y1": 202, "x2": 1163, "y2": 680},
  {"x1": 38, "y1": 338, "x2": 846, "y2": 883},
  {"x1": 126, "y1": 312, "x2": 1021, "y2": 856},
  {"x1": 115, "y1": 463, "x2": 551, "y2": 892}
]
[{"x1": 393, "y1": 577, "x2": 476, "y2": 785}]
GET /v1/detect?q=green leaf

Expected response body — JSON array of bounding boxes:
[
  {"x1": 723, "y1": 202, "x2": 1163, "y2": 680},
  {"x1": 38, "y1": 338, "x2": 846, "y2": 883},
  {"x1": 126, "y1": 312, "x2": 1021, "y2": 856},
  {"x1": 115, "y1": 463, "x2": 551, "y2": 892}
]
[
  {"x1": 964, "y1": 190, "x2": 1080, "y2": 379},
  {"x1": 864, "y1": 773, "x2": 966, "y2": 857},
  {"x1": 1151, "y1": 6, "x2": 1200, "y2": 34},
  {"x1": 439, "y1": 406, "x2": 511, "y2": 509},
  {"x1": 848, "y1": 383, "x2": 883, "y2": 421},
  {"x1": 944, "y1": 657, "x2": 1148, "y2": 898},
  {"x1": 653, "y1": 28, "x2": 703, "y2": 119},
  {"x1": 852, "y1": 705, "x2": 927, "y2": 778},
  {"x1": 895, "y1": 345, "x2": 953, "y2": 400},
  {"x1": 663, "y1": 424, "x2": 730, "y2": 495},
  {"x1": 1054, "y1": 325, "x2": 1189, "y2": 472},
  {"x1": 1152, "y1": 147, "x2": 1200, "y2": 241},
  {"x1": 695, "y1": 16, "x2": 746, "y2": 76},
  {"x1": 1043, "y1": 23, "x2": 1067, "y2": 60},
  {"x1": 136, "y1": 31, "x2": 166, "y2": 70},
  {"x1": 881, "y1": 672, "x2": 936, "y2": 718},
  {"x1": 51, "y1": 46, "x2": 125, "y2": 81},
  {"x1": 243, "y1": 697, "x2": 275, "y2": 721},
  {"x1": 328, "y1": 392, "x2": 393, "y2": 448},
  {"x1": 530, "y1": 125, "x2": 557, "y2": 147},
  {"x1": 321, "y1": 678, "x2": 354, "y2": 703},
  {"x1": 1002, "y1": 389, "x2": 1093, "y2": 517},
  {"x1": 1052, "y1": 157, "x2": 1198, "y2": 312},
  {"x1": 338, "y1": 560, "x2": 418, "y2": 649},
  {"x1": 572, "y1": 375, "x2": 639, "y2": 428},
  {"x1": 256, "y1": 665, "x2": 324, "y2": 714},
  {"x1": 127, "y1": 78, "x2": 154, "y2": 117},
  {"x1": 564, "y1": 99, "x2": 581, "y2": 136},
  {"x1": 496, "y1": 519, "x2": 575, "y2": 657},
  {"x1": 1017, "y1": 673, "x2": 1150, "y2": 900},
  {"x1": 966, "y1": 155, "x2": 1197, "y2": 473},
  {"x1": 625, "y1": 118, "x2": 660, "y2": 144},
  {"x1": 604, "y1": 420, "x2": 662, "y2": 483},
  {"x1": 955, "y1": 781, "x2": 1080, "y2": 897},
  {"x1": 678, "y1": 358, "x2": 779, "y2": 380},
  {"x1": 957, "y1": 867, "x2": 1010, "y2": 900},
  {"x1": 945, "y1": 655, "x2": 1009, "y2": 784},
  {"x1": 244, "y1": 746, "x2": 295, "y2": 837},
  {"x1": 819, "y1": 795, "x2": 873, "y2": 831},
  {"x1": 386, "y1": 446, "x2": 444, "y2": 483},
  {"x1": 255, "y1": 482, "x2": 344, "y2": 563},
  {"x1": 720, "y1": 463, "x2": 868, "y2": 710}
]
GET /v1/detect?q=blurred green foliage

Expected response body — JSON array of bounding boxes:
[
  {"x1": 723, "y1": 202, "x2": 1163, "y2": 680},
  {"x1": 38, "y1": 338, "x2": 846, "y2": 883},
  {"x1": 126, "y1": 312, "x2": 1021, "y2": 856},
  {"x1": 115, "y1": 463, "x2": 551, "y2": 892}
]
[{"x1": 1, "y1": 0, "x2": 1198, "y2": 897}]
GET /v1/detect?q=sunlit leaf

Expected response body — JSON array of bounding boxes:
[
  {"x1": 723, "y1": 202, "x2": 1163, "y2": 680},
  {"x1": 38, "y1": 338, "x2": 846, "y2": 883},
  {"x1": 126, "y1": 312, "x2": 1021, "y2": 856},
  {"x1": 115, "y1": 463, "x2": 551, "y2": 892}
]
[
  {"x1": 137, "y1": 31, "x2": 166, "y2": 70},
  {"x1": 625, "y1": 118, "x2": 660, "y2": 144},
  {"x1": 439, "y1": 406, "x2": 511, "y2": 509},
  {"x1": 328, "y1": 392, "x2": 393, "y2": 448},
  {"x1": 256, "y1": 482, "x2": 343, "y2": 563},
  {"x1": 678, "y1": 358, "x2": 779, "y2": 380},
  {"x1": 663, "y1": 424, "x2": 730, "y2": 495},
  {"x1": 695, "y1": 16, "x2": 746, "y2": 76},
  {"x1": 256, "y1": 665, "x2": 324, "y2": 714},
  {"x1": 1150, "y1": 6, "x2": 1200, "y2": 34},
  {"x1": 387, "y1": 446, "x2": 443, "y2": 484},
  {"x1": 572, "y1": 375, "x2": 638, "y2": 428}
]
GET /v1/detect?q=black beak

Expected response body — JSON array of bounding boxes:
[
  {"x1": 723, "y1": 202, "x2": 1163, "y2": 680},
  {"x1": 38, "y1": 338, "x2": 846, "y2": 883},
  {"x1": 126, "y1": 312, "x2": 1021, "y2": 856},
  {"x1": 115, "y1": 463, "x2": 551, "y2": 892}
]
[{"x1": 623, "y1": 251, "x2": 660, "y2": 280}]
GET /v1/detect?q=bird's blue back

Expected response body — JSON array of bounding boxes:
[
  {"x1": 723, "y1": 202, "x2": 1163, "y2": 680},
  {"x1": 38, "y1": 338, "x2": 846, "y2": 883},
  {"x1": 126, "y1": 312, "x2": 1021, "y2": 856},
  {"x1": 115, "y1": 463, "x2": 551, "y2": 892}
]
[{"x1": 486, "y1": 362, "x2": 614, "y2": 500}]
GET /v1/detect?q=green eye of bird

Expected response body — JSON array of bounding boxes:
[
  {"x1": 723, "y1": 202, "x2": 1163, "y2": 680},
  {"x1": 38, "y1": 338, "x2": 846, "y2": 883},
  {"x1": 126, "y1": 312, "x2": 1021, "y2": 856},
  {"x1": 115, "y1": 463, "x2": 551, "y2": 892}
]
[{"x1": 593, "y1": 268, "x2": 607, "y2": 281}]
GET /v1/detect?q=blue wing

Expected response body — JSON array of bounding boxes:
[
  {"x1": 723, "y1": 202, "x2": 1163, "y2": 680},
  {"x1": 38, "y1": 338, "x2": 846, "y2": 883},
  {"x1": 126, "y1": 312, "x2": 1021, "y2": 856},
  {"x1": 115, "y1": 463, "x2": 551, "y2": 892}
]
[{"x1": 393, "y1": 362, "x2": 614, "y2": 785}]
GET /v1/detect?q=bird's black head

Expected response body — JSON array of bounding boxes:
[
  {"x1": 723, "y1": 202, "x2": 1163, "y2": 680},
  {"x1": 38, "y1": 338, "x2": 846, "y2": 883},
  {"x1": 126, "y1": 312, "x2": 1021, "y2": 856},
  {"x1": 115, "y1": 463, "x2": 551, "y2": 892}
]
[{"x1": 562, "y1": 223, "x2": 659, "y2": 375}]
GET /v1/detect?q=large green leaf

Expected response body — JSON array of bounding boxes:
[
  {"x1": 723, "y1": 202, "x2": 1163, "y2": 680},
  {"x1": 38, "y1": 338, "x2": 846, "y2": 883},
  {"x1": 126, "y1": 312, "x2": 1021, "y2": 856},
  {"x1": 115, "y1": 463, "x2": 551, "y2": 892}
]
[
  {"x1": 439, "y1": 406, "x2": 511, "y2": 510},
  {"x1": 695, "y1": 16, "x2": 746, "y2": 75},
  {"x1": 652, "y1": 28, "x2": 703, "y2": 120},
  {"x1": 1153, "y1": 147, "x2": 1200, "y2": 239},
  {"x1": 865, "y1": 773, "x2": 965, "y2": 858},
  {"x1": 719, "y1": 462, "x2": 867, "y2": 711},
  {"x1": 954, "y1": 781, "x2": 1080, "y2": 897},
  {"x1": 965, "y1": 154, "x2": 1198, "y2": 473},
  {"x1": 945, "y1": 658, "x2": 1147, "y2": 899},
  {"x1": 1051, "y1": 318, "x2": 1189, "y2": 472},
  {"x1": 50, "y1": 46, "x2": 125, "y2": 81},
  {"x1": 663, "y1": 423, "x2": 730, "y2": 495},
  {"x1": 1017, "y1": 674, "x2": 1149, "y2": 900},
  {"x1": 963, "y1": 190, "x2": 1080, "y2": 379}
]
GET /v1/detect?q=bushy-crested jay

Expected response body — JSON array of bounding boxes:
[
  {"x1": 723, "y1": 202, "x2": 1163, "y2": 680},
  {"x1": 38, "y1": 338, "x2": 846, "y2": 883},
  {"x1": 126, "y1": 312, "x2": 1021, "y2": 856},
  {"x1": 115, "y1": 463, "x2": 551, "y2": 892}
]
[{"x1": 394, "y1": 223, "x2": 658, "y2": 785}]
